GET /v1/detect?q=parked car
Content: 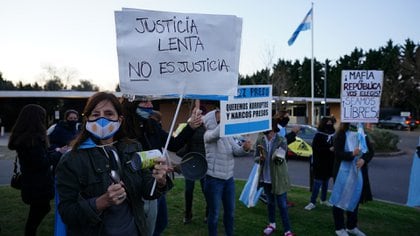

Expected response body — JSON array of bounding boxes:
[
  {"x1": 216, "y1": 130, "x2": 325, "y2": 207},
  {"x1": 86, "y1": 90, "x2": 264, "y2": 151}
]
[
  {"x1": 287, "y1": 124, "x2": 317, "y2": 145},
  {"x1": 285, "y1": 124, "x2": 317, "y2": 160},
  {"x1": 377, "y1": 116, "x2": 419, "y2": 131}
]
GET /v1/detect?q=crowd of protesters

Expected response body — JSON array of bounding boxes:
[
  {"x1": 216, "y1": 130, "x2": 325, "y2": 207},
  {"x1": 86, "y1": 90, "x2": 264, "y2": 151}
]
[{"x1": 7, "y1": 91, "x2": 377, "y2": 236}]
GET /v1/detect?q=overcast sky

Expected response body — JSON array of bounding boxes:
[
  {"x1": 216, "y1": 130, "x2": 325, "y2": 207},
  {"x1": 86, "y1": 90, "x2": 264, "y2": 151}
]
[{"x1": 1, "y1": 0, "x2": 419, "y2": 90}]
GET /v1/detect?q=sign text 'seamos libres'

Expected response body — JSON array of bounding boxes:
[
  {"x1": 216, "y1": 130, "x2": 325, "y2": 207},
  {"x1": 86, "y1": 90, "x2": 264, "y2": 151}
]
[{"x1": 128, "y1": 16, "x2": 230, "y2": 80}]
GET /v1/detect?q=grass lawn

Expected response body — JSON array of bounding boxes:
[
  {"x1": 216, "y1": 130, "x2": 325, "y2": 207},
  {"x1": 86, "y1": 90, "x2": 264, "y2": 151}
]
[{"x1": 0, "y1": 178, "x2": 419, "y2": 235}]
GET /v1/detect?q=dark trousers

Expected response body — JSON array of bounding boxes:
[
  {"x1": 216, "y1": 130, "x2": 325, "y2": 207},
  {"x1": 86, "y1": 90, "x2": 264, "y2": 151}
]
[
  {"x1": 153, "y1": 195, "x2": 168, "y2": 236},
  {"x1": 185, "y1": 177, "x2": 208, "y2": 217},
  {"x1": 25, "y1": 201, "x2": 51, "y2": 236},
  {"x1": 332, "y1": 204, "x2": 359, "y2": 230}
]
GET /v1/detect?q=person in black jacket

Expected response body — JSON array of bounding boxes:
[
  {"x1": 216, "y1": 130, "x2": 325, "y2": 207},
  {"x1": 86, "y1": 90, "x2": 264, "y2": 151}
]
[
  {"x1": 122, "y1": 98, "x2": 202, "y2": 236},
  {"x1": 48, "y1": 109, "x2": 80, "y2": 151},
  {"x1": 274, "y1": 111, "x2": 299, "y2": 146},
  {"x1": 304, "y1": 116, "x2": 335, "y2": 211},
  {"x1": 55, "y1": 92, "x2": 171, "y2": 236},
  {"x1": 8, "y1": 104, "x2": 54, "y2": 236},
  {"x1": 331, "y1": 123, "x2": 373, "y2": 236},
  {"x1": 180, "y1": 106, "x2": 209, "y2": 224}
]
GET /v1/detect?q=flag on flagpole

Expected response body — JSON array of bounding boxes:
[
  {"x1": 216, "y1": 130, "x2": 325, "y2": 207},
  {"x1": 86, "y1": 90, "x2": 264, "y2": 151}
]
[{"x1": 287, "y1": 7, "x2": 313, "y2": 46}]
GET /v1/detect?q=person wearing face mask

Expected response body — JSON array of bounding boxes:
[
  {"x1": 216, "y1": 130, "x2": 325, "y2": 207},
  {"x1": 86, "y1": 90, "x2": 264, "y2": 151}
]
[
  {"x1": 269, "y1": 111, "x2": 300, "y2": 208},
  {"x1": 55, "y1": 92, "x2": 171, "y2": 236},
  {"x1": 121, "y1": 98, "x2": 203, "y2": 236},
  {"x1": 275, "y1": 111, "x2": 300, "y2": 145},
  {"x1": 330, "y1": 123, "x2": 373, "y2": 236},
  {"x1": 256, "y1": 119, "x2": 295, "y2": 236},
  {"x1": 48, "y1": 109, "x2": 80, "y2": 157},
  {"x1": 48, "y1": 109, "x2": 81, "y2": 236},
  {"x1": 304, "y1": 116, "x2": 336, "y2": 211}
]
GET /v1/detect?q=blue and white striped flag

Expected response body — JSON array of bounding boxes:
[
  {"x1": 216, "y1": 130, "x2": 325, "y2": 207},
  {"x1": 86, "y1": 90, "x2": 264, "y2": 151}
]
[
  {"x1": 239, "y1": 163, "x2": 263, "y2": 208},
  {"x1": 287, "y1": 7, "x2": 312, "y2": 46},
  {"x1": 407, "y1": 151, "x2": 420, "y2": 207}
]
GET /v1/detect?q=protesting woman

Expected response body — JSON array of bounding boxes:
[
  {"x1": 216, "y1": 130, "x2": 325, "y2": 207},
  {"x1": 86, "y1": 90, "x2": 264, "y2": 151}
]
[
  {"x1": 56, "y1": 92, "x2": 171, "y2": 235},
  {"x1": 8, "y1": 104, "x2": 55, "y2": 236},
  {"x1": 331, "y1": 123, "x2": 373, "y2": 236}
]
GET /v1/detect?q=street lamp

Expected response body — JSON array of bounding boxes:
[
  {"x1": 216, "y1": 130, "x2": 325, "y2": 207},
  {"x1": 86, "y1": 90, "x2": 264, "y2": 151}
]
[{"x1": 319, "y1": 60, "x2": 329, "y2": 116}]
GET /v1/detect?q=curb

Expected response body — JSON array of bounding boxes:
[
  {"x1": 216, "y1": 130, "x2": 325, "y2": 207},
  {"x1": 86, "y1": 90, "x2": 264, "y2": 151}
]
[{"x1": 375, "y1": 150, "x2": 405, "y2": 157}]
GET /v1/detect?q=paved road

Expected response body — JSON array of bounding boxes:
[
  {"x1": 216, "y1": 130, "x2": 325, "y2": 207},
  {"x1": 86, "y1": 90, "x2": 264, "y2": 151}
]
[
  {"x1": 234, "y1": 129, "x2": 420, "y2": 206},
  {"x1": 1, "y1": 129, "x2": 419, "y2": 206}
]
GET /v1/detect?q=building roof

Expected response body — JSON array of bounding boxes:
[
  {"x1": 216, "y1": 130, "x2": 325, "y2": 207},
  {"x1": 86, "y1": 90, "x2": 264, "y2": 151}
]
[{"x1": 0, "y1": 91, "x2": 341, "y2": 104}]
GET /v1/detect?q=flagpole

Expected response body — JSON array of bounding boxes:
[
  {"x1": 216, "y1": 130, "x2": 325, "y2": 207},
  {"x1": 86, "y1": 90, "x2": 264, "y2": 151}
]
[{"x1": 311, "y1": 2, "x2": 315, "y2": 126}]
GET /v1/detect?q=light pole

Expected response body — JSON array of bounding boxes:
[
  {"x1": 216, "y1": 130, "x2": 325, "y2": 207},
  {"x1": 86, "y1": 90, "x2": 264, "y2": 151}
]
[
  {"x1": 283, "y1": 90, "x2": 288, "y2": 111},
  {"x1": 323, "y1": 60, "x2": 328, "y2": 116}
]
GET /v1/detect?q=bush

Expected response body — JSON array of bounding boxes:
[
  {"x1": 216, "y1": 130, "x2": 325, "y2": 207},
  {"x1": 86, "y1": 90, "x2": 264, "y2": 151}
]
[{"x1": 367, "y1": 128, "x2": 400, "y2": 152}]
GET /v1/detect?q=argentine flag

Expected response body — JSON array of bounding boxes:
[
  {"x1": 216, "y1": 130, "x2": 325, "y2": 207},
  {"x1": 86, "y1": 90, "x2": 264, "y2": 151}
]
[{"x1": 288, "y1": 7, "x2": 312, "y2": 46}]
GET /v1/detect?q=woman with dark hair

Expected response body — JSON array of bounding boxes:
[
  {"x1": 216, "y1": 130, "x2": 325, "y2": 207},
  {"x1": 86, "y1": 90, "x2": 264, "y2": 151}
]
[
  {"x1": 331, "y1": 123, "x2": 373, "y2": 236},
  {"x1": 121, "y1": 98, "x2": 202, "y2": 236},
  {"x1": 56, "y1": 92, "x2": 171, "y2": 236},
  {"x1": 48, "y1": 109, "x2": 80, "y2": 150},
  {"x1": 8, "y1": 104, "x2": 54, "y2": 236},
  {"x1": 304, "y1": 116, "x2": 336, "y2": 211}
]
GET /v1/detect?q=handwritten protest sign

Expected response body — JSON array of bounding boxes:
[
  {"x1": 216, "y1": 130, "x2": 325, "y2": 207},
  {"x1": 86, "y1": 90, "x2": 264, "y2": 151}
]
[
  {"x1": 115, "y1": 9, "x2": 242, "y2": 96},
  {"x1": 220, "y1": 85, "x2": 272, "y2": 136},
  {"x1": 341, "y1": 70, "x2": 383, "y2": 123}
]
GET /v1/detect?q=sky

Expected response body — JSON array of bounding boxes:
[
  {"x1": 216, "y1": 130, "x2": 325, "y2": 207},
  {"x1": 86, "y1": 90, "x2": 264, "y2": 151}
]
[{"x1": 0, "y1": 0, "x2": 419, "y2": 91}]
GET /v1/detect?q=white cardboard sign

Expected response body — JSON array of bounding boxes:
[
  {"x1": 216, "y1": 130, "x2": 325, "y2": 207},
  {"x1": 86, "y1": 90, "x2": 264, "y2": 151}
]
[
  {"x1": 341, "y1": 70, "x2": 383, "y2": 123},
  {"x1": 115, "y1": 9, "x2": 242, "y2": 96},
  {"x1": 220, "y1": 85, "x2": 272, "y2": 136}
]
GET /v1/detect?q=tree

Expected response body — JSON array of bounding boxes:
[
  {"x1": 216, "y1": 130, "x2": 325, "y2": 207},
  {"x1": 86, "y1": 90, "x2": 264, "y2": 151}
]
[
  {"x1": 399, "y1": 39, "x2": 420, "y2": 116},
  {"x1": 38, "y1": 65, "x2": 79, "y2": 89},
  {"x1": 44, "y1": 78, "x2": 65, "y2": 91},
  {"x1": 0, "y1": 72, "x2": 16, "y2": 90},
  {"x1": 271, "y1": 59, "x2": 293, "y2": 97},
  {"x1": 239, "y1": 68, "x2": 270, "y2": 85},
  {"x1": 71, "y1": 80, "x2": 99, "y2": 91},
  {"x1": 378, "y1": 40, "x2": 402, "y2": 107}
]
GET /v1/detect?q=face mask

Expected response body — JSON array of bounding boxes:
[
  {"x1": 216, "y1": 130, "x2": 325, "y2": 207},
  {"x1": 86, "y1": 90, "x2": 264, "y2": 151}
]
[
  {"x1": 349, "y1": 123, "x2": 358, "y2": 132},
  {"x1": 136, "y1": 107, "x2": 153, "y2": 119},
  {"x1": 278, "y1": 117, "x2": 290, "y2": 127},
  {"x1": 86, "y1": 117, "x2": 120, "y2": 140},
  {"x1": 67, "y1": 120, "x2": 78, "y2": 128},
  {"x1": 325, "y1": 124, "x2": 335, "y2": 133}
]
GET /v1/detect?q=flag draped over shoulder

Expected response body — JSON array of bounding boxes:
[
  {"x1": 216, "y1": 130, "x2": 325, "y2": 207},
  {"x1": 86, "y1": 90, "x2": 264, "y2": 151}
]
[
  {"x1": 287, "y1": 7, "x2": 312, "y2": 46},
  {"x1": 407, "y1": 151, "x2": 420, "y2": 207},
  {"x1": 329, "y1": 129, "x2": 365, "y2": 212}
]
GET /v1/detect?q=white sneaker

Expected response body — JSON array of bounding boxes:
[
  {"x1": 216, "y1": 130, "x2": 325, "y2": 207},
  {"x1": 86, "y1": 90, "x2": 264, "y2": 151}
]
[
  {"x1": 304, "y1": 202, "x2": 316, "y2": 211},
  {"x1": 346, "y1": 227, "x2": 366, "y2": 236},
  {"x1": 263, "y1": 224, "x2": 276, "y2": 235},
  {"x1": 335, "y1": 229, "x2": 349, "y2": 236},
  {"x1": 320, "y1": 200, "x2": 333, "y2": 207}
]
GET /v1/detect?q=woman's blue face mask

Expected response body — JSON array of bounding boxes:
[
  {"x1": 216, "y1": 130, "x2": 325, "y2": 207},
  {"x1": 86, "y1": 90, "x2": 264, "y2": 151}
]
[{"x1": 85, "y1": 117, "x2": 120, "y2": 140}]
